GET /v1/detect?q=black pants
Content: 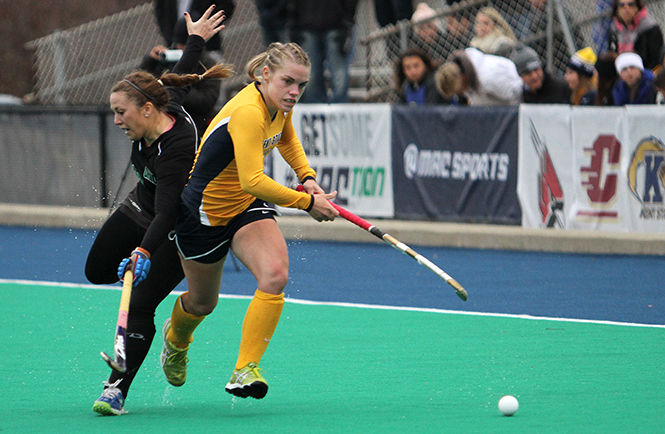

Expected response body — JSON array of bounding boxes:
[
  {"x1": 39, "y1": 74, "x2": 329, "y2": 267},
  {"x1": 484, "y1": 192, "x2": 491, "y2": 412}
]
[
  {"x1": 85, "y1": 209, "x2": 184, "y2": 398},
  {"x1": 372, "y1": 0, "x2": 413, "y2": 27}
]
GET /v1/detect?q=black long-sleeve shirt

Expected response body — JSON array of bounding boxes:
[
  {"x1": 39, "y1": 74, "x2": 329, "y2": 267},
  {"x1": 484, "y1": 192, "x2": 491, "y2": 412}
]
[
  {"x1": 139, "y1": 51, "x2": 220, "y2": 136},
  {"x1": 120, "y1": 35, "x2": 205, "y2": 254},
  {"x1": 522, "y1": 72, "x2": 571, "y2": 104}
]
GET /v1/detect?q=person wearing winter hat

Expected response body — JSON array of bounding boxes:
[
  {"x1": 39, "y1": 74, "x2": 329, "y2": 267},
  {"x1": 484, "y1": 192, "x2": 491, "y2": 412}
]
[
  {"x1": 511, "y1": 44, "x2": 569, "y2": 103},
  {"x1": 612, "y1": 51, "x2": 657, "y2": 104},
  {"x1": 410, "y1": 2, "x2": 446, "y2": 61},
  {"x1": 568, "y1": 46, "x2": 597, "y2": 77},
  {"x1": 615, "y1": 51, "x2": 644, "y2": 73},
  {"x1": 564, "y1": 47, "x2": 598, "y2": 105},
  {"x1": 412, "y1": 2, "x2": 440, "y2": 32}
]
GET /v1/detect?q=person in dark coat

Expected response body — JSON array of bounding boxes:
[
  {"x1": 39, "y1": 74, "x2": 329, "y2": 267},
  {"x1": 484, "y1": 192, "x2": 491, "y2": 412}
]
[
  {"x1": 254, "y1": 0, "x2": 288, "y2": 46},
  {"x1": 511, "y1": 45, "x2": 570, "y2": 103},
  {"x1": 594, "y1": 52, "x2": 619, "y2": 106},
  {"x1": 287, "y1": 0, "x2": 357, "y2": 103},
  {"x1": 608, "y1": 0, "x2": 663, "y2": 70}
]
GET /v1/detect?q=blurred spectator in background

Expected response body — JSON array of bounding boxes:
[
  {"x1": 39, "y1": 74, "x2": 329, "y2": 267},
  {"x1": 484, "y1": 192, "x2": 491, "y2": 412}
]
[
  {"x1": 373, "y1": 0, "x2": 414, "y2": 56},
  {"x1": 511, "y1": 44, "x2": 570, "y2": 103},
  {"x1": 410, "y1": 3, "x2": 446, "y2": 62},
  {"x1": 608, "y1": 0, "x2": 663, "y2": 70},
  {"x1": 435, "y1": 47, "x2": 522, "y2": 105},
  {"x1": 288, "y1": 0, "x2": 357, "y2": 103},
  {"x1": 509, "y1": 0, "x2": 583, "y2": 73},
  {"x1": 564, "y1": 47, "x2": 598, "y2": 105},
  {"x1": 373, "y1": 0, "x2": 413, "y2": 27},
  {"x1": 470, "y1": 7, "x2": 517, "y2": 57},
  {"x1": 394, "y1": 48, "x2": 448, "y2": 105},
  {"x1": 594, "y1": 52, "x2": 619, "y2": 105},
  {"x1": 154, "y1": 0, "x2": 236, "y2": 61},
  {"x1": 612, "y1": 51, "x2": 656, "y2": 104},
  {"x1": 510, "y1": 0, "x2": 551, "y2": 40},
  {"x1": 593, "y1": 0, "x2": 613, "y2": 54},
  {"x1": 254, "y1": 0, "x2": 288, "y2": 46},
  {"x1": 140, "y1": 17, "x2": 221, "y2": 136},
  {"x1": 653, "y1": 68, "x2": 665, "y2": 104},
  {"x1": 444, "y1": 0, "x2": 474, "y2": 54}
]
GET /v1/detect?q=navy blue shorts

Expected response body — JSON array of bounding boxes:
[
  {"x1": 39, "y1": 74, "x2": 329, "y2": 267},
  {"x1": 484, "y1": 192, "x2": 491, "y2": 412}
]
[{"x1": 173, "y1": 198, "x2": 278, "y2": 264}]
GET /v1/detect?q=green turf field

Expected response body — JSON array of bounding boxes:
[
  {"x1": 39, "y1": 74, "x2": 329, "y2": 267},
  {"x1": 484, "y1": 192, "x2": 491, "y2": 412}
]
[{"x1": 2, "y1": 282, "x2": 664, "y2": 433}]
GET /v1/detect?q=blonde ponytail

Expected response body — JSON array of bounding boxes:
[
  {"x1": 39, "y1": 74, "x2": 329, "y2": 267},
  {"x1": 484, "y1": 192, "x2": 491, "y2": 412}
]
[{"x1": 244, "y1": 42, "x2": 310, "y2": 83}]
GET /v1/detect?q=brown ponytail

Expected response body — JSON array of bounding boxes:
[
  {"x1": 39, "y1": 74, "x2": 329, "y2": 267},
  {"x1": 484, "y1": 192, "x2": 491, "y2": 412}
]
[
  {"x1": 160, "y1": 64, "x2": 234, "y2": 89},
  {"x1": 112, "y1": 64, "x2": 234, "y2": 111}
]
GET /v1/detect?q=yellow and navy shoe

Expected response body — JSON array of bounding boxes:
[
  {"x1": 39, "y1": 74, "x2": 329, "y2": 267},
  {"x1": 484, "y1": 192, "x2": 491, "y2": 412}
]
[
  {"x1": 160, "y1": 318, "x2": 189, "y2": 386},
  {"x1": 92, "y1": 380, "x2": 127, "y2": 415},
  {"x1": 225, "y1": 362, "x2": 268, "y2": 399}
]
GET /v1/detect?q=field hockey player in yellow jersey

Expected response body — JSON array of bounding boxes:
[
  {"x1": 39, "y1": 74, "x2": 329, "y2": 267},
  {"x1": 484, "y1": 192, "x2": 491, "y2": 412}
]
[{"x1": 161, "y1": 42, "x2": 339, "y2": 399}]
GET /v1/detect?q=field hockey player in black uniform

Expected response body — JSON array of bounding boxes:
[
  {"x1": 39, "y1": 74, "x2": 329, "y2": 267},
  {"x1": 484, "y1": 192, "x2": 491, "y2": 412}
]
[{"x1": 86, "y1": 6, "x2": 232, "y2": 416}]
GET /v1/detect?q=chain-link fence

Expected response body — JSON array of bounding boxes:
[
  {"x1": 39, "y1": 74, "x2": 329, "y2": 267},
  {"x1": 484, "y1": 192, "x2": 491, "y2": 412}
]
[
  {"x1": 25, "y1": 0, "x2": 665, "y2": 105},
  {"x1": 363, "y1": 0, "x2": 665, "y2": 102},
  {"x1": 25, "y1": 3, "x2": 162, "y2": 105},
  {"x1": 24, "y1": 0, "x2": 377, "y2": 105}
]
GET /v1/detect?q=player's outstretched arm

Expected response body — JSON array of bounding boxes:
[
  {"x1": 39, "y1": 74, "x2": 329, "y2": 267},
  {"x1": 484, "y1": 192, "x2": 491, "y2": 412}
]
[{"x1": 185, "y1": 5, "x2": 226, "y2": 42}]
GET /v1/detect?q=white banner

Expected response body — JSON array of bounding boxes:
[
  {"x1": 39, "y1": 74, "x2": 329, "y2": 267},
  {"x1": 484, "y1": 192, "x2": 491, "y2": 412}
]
[
  {"x1": 518, "y1": 105, "x2": 665, "y2": 232},
  {"x1": 272, "y1": 104, "x2": 394, "y2": 217}
]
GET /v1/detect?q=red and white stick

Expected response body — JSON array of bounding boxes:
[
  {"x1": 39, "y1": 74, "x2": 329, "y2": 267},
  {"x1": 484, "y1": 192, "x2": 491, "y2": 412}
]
[
  {"x1": 297, "y1": 185, "x2": 467, "y2": 301},
  {"x1": 100, "y1": 269, "x2": 133, "y2": 372}
]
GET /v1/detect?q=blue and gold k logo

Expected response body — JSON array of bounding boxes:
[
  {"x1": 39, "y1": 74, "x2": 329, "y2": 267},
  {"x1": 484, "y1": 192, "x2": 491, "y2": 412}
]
[{"x1": 627, "y1": 136, "x2": 665, "y2": 205}]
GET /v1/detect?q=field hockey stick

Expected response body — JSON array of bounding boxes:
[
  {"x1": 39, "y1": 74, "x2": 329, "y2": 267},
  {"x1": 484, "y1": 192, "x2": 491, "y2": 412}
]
[
  {"x1": 296, "y1": 186, "x2": 468, "y2": 301},
  {"x1": 100, "y1": 269, "x2": 133, "y2": 372}
]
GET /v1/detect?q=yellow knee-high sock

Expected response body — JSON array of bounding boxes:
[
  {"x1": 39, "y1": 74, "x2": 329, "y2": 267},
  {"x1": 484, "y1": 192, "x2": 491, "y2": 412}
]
[
  {"x1": 168, "y1": 293, "x2": 205, "y2": 349},
  {"x1": 235, "y1": 289, "x2": 285, "y2": 369}
]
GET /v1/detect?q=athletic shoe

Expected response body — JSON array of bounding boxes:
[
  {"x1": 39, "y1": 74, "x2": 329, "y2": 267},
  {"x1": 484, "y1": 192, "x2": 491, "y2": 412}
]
[
  {"x1": 160, "y1": 318, "x2": 189, "y2": 386},
  {"x1": 92, "y1": 380, "x2": 126, "y2": 415},
  {"x1": 225, "y1": 362, "x2": 268, "y2": 399}
]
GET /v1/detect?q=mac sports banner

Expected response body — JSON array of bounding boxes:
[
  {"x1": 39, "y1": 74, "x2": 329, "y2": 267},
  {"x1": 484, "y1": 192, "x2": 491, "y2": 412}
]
[
  {"x1": 271, "y1": 104, "x2": 394, "y2": 217},
  {"x1": 518, "y1": 105, "x2": 665, "y2": 233},
  {"x1": 391, "y1": 105, "x2": 521, "y2": 224}
]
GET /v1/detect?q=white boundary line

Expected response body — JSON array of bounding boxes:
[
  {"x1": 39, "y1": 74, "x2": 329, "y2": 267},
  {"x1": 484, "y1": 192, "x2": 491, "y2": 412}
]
[{"x1": 2, "y1": 278, "x2": 664, "y2": 329}]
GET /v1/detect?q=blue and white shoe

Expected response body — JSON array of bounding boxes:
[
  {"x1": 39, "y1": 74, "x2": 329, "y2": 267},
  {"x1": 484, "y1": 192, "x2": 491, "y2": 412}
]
[{"x1": 92, "y1": 380, "x2": 127, "y2": 415}]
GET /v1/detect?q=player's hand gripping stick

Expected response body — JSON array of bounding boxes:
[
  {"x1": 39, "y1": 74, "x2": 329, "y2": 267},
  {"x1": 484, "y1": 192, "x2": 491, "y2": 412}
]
[{"x1": 117, "y1": 247, "x2": 151, "y2": 287}]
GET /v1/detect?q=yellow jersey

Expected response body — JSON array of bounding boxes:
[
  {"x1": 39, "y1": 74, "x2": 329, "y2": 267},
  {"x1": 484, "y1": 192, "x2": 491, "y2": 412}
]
[{"x1": 181, "y1": 82, "x2": 315, "y2": 226}]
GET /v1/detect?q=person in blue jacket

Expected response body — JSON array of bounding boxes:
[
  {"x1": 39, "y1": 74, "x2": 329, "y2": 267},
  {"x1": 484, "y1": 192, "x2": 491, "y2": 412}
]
[{"x1": 612, "y1": 51, "x2": 657, "y2": 105}]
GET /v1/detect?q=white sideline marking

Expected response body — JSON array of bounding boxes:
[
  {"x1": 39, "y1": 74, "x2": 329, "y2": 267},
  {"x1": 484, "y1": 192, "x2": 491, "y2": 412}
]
[{"x1": 2, "y1": 278, "x2": 664, "y2": 329}]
